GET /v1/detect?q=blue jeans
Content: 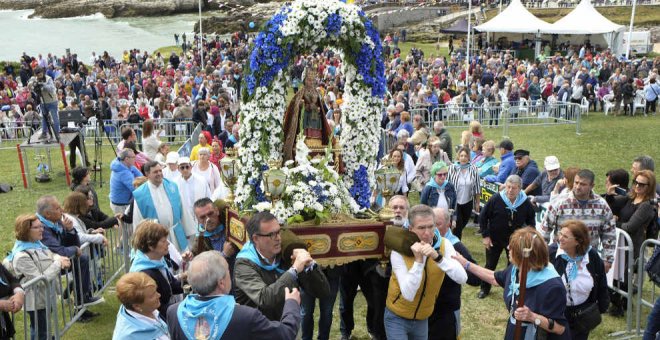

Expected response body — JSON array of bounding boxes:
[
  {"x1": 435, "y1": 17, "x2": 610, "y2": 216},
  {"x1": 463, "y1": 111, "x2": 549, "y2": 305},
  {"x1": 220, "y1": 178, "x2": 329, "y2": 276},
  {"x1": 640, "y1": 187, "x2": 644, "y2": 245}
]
[
  {"x1": 643, "y1": 296, "x2": 660, "y2": 340},
  {"x1": 301, "y1": 270, "x2": 340, "y2": 340},
  {"x1": 384, "y1": 307, "x2": 428, "y2": 340},
  {"x1": 41, "y1": 101, "x2": 60, "y2": 136}
]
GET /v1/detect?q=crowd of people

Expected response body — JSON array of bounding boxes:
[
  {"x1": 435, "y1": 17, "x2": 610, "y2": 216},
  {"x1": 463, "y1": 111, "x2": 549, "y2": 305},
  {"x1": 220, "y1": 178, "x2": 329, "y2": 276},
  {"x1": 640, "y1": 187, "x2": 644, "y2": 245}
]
[{"x1": 1, "y1": 20, "x2": 660, "y2": 340}]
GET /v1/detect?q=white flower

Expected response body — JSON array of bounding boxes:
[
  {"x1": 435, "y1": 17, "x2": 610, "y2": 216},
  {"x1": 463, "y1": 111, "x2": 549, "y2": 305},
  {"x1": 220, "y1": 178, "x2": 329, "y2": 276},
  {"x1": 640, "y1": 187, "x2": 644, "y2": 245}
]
[
  {"x1": 334, "y1": 197, "x2": 342, "y2": 208},
  {"x1": 313, "y1": 202, "x2": 324, "y2": 211},
  {"x1": 293, "y1": 201, "x2": 305, "y2": 211},
  {"x1": 255, "y1": 202, "x2": 272, "y2": 212}
]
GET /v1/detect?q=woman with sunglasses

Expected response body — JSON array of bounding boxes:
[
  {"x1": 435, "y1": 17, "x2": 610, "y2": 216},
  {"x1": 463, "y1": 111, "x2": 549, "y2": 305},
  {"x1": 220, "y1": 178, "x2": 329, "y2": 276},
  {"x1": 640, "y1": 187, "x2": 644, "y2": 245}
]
[
  {"x1": 605, "y1": 169, "x2": 656, "y2": 316},
  {"x1": 421, "y1": 161, "x2": 457, "y2": 215}
]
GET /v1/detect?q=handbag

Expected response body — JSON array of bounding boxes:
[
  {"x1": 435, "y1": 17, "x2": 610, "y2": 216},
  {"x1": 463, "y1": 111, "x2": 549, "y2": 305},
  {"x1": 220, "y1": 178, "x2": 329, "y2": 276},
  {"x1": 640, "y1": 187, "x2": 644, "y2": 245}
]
[{"x1": 564, "y1": 272, "x2": 602, "y2": 333}]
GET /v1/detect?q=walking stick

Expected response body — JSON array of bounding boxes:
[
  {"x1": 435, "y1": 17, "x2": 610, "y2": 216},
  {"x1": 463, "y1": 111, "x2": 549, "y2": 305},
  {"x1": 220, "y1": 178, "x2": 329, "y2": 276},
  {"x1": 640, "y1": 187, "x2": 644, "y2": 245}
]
[{"x1": 513, "y1": 235, "x2": 535, "y2": 340}]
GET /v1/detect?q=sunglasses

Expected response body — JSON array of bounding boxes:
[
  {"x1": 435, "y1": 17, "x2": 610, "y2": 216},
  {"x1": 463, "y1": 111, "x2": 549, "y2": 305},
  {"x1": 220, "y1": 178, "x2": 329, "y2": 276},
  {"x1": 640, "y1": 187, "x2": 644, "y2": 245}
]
[
  {"x1": 633, "y1": 180, "x2": 649, "y2": 187},
  {"x1": 436, "y1": 172, "x2": 448, "y2": 177},
  {"x1": 178, "y1": 165, "x2": 191, "y2": 170}
]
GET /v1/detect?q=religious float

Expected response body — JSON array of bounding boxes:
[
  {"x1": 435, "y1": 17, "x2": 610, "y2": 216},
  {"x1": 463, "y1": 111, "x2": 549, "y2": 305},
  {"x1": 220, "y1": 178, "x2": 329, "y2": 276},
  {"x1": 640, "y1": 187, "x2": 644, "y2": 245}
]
[{"x1": 212, "y1": 0, "x2": 404, "y2": 266}]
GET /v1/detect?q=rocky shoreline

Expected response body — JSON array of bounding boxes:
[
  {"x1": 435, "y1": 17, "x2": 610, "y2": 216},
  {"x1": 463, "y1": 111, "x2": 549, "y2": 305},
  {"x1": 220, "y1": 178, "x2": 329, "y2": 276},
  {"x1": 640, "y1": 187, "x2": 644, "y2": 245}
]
[{"x1": 0, "y1": 0, "x2": 203, "y2": 19}]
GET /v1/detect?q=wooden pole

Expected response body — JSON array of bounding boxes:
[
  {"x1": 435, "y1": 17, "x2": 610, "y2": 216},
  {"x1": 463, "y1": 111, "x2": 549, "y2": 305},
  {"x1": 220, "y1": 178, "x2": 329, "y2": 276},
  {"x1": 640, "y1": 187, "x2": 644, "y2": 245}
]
[{"x1": 513, "y1": 240, "x2": 532, "y2": 340}]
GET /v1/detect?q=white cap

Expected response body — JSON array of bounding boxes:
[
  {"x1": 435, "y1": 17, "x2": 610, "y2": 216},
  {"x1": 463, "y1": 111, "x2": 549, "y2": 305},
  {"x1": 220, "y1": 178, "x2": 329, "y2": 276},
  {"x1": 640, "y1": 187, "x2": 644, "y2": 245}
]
[
  {"x1": 544, "y1": 156, "x2": 560, "y2": 171},
  {"x1": 177, "y1": 157, "x2": 191, "y2": 166},
  {"x1": 166, "y1": 152, "x2": 180, "y2": 164}
]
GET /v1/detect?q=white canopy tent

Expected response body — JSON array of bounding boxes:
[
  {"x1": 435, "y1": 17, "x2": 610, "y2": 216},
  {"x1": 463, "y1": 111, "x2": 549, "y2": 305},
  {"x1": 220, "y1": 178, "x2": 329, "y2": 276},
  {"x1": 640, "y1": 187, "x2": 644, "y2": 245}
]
[
  {"x1": 544, "y1": 0, "x2": 625, "y2": 55},
  {"x1": 474, "y1": 0, "x2": 554, "y2": 34}
]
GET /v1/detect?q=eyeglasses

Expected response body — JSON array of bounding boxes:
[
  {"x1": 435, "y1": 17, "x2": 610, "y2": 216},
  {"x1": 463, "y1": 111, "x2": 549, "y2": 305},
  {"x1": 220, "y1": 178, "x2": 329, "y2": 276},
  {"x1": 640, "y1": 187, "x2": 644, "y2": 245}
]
[
  {"x1": 633, "y1": 180, "x2": 649, "y2": 187},
  {"x1": 514, "y1": 156, "x2": 523, "y2": 160},
  {"x1": 436, "y1": 172, "x2": 448, "y2": 178},
  {"x1": 30, "y1": 224, "x2": 44, "y2": 230},
  {"x1": 255, "y1": 229, "x2": 282, "y2": 240},
  {"x1": 178, "y1": 165, "x2": 191, "y2": 170}
]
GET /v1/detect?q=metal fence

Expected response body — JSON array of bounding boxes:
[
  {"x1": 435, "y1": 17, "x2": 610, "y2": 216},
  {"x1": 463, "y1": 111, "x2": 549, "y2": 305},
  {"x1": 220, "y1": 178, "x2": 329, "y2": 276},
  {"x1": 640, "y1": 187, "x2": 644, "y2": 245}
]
[
  {"x1": 633, "y1": 239, "x2": 660, "y2": 338},
  {"x1": 10, "y1": 224, "x2": 131, "y2": 339}
]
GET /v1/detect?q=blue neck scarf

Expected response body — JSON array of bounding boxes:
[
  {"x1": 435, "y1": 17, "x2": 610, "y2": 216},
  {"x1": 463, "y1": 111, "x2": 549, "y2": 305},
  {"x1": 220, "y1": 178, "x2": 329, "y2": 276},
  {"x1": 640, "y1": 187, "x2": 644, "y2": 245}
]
[
  {"x1": 36, "y1": 214, "x2": 62, "y2": 234},
  {"x1": 443, "y1": 229, "x2": 460, "y2": 245},
  {"x1": 560, "y1": 246, "x2": 590, "y2": 282},
  {"x1": 499, "y1": 190, "x2": 527, "y2": 213},
  {"x1": 507, "y1": 264, "x2": 560, "y2": 298},
  {"x1": 177, "y1": 294, "x2": 235, "y2": 340},
  {"x1": 427, "y1": 177, "x2": 448, "y2": 191},
  {"x1": 129, "y1": 250, "x2": 168, "y2": 273},
  {"x1": 455, "y1": 162, "x2": 470, "y2": 170},
  {"x1": 6, "y1": 240, "x2": 48, "y2": 262},
  {"x1": 133, "y1": 178, "x2": 187, "y2": 250},
  {"x1": 112, "y1": 305, "x2": 169, "y2": 340},
  {"x1": 236, "y1": 241, "x2": 285, "y2": 274},
  {"x1": 199, "y1": 224, "x2": 224, "y2": 238}
]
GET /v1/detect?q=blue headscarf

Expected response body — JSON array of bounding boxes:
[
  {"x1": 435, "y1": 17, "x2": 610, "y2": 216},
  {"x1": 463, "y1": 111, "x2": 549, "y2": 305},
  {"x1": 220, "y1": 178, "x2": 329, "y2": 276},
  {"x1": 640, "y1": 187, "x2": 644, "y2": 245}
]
[
  {"x1": 6, "y1": 241, "x2": 48, "y2": 262},
  {"x1": 177, "y1": 294, "x2": 235, "y2": 340},
  {"x1": 129, "y1": 250, "x2": 168, "y2": 273},
  {"x1": 236, "y1": 241, "x2": 284, "y2": 273},
  {"x1": 560, "y1": 246, "x2": 591, "y2": 282},
  {"x1": 499, "y1": 190, "x2": 528, "y2": 213},
  {"x1": 112, "y1": 305, "x2": 169, "y2": 340},
  {"x1": 36, "y1": 213, "x2": 62, "y2": 234}
]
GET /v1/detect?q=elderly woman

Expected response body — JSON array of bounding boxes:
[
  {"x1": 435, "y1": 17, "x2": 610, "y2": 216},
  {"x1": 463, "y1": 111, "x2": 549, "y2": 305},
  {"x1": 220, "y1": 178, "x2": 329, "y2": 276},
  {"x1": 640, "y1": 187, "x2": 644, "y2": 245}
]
[
  {"x1": 190, "y1": 130, "x2": 211, "y2": 162},
  {"x1": 421, "y1": 161, "x2": 457, "y2": 215},
  {"x1": 549, "y1": 220, "x2": 609, "y2": 340},
  {"x1": 208, "y1": 138, "x2": 225, "y2": 168},
  {"x1": 448, "y1": 147, "x2": 481, "y2": 239},
  {"x1": 605, "y1": 170, "x2": 657, "y2": 316},
  {"x1": 475, "y1": 140, "x2": 498, "y2": 178},
  {"x1": 192, "y1": 147, "x2": 223, "y2": 193},
  {"x1": 477, "y1": 175, "x2": 536, "y2": 299},
  {"x1": 453, "y1": 227, "x2": 568, "y2": 339},
  {"x1": 112, "y1": 272, "x2": 169, "y2": 340},
  {"x1": 130, "y1": 221, "x2": 183, "y2": 321},
  {"x1": 10, "y1": 214, "x2": 70, "y2": 340},
  {"x1": 415, "y1": 136, "x2": 451, "y2": 188}
]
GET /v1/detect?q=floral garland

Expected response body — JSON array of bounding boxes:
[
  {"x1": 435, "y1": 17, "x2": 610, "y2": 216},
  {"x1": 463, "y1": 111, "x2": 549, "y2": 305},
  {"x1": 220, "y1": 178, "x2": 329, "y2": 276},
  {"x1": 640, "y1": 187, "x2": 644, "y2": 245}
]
[{"x1": 237, "y1": 0, "x2": 385, "y2": 222}]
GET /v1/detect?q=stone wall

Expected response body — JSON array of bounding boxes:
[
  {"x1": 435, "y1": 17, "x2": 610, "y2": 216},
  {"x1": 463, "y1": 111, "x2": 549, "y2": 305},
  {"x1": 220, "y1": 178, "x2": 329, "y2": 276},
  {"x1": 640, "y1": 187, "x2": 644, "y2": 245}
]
[{"x1": 371, "y1": 7, "x2": 451, "y2": 32}]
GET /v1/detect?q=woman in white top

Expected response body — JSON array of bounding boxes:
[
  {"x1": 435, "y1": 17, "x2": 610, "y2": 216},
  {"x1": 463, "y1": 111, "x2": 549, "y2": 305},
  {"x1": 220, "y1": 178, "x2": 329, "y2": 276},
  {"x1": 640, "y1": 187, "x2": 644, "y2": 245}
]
[
  {"x1": 549, "y1": 220, "x2": 608, "y2": 340},
  {"x1": 192, "y1": 147, "x2": 222, "y2": 193},
  {"x1": 142, "y1": 119, "x2": 162, "y2": 160},
  {"x1": 63, "y1": 192, "x2": 107, "y2": 246},
  {"x1": 415, "y1": 136, "x2": 451, "y2": 188}
]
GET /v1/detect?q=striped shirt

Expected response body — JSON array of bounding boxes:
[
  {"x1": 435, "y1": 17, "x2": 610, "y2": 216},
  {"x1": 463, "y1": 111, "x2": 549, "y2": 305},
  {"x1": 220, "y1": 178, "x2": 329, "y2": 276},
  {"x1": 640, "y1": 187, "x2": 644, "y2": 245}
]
[{"x1": 447, "y1": 164, "x2": 481, "y2": 204}]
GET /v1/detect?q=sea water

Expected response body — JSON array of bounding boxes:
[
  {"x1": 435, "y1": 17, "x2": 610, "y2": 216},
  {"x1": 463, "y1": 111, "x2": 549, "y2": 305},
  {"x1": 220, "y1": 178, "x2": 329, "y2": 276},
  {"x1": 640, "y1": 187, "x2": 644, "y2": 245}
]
[{"x1": 0, "y1": 10, "x2": 201, "y2": 62}]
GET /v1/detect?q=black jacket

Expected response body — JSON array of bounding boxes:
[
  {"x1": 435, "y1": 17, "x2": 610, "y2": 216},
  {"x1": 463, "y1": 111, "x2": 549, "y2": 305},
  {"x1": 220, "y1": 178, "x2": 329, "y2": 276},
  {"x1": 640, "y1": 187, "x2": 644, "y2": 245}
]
[
  {"x1": 549, "y1": 245, "x2": 610, "y2": 313},
  {"x1": 141, "y1": 267, "x2": 183, "y2": 321},
  {"x1": 479, "y1": 193, "x2": 536, "y2": 245}
]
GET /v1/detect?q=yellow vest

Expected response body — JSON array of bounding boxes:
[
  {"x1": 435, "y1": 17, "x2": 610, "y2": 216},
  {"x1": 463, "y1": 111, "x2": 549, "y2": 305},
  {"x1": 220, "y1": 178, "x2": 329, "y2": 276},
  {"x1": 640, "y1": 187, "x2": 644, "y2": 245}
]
[{"x1": 386, "y1": 239, "x2": 446, "y2": 320}]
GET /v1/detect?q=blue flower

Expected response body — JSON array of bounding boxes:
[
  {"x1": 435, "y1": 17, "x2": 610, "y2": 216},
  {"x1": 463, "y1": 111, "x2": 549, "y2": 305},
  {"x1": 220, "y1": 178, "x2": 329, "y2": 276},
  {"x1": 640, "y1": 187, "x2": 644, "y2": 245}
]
[
  {"x1": 325, "y1": 13, "x2": 342, "y2": 37},
  {"x1": 349, "y1": 165, "x2": 371, "y2": 209}
]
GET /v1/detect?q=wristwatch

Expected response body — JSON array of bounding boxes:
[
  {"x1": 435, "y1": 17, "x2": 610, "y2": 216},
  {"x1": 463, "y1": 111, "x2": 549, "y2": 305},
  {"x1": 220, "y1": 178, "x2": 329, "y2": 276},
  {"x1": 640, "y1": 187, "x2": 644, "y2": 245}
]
[
  {"x1": 534, "y1": 316, "x2": 542, "y2": 327},
  {"x1": 434, "y1": 252, "x2": 443, "y2": 263}
]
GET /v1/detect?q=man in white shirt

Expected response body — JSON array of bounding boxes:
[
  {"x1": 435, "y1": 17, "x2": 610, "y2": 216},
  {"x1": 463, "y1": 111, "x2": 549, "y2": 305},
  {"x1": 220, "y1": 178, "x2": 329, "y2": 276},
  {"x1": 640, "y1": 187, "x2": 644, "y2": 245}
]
[
  {"x1": 174, "y1": 157, "x2": 211, "y2": 215},
  {"x1": 384, "y1": 204, "x2": 467, "y2": 339},
  {"x1": 132, "y1": 161, "x2": 195, "y2": 252}
]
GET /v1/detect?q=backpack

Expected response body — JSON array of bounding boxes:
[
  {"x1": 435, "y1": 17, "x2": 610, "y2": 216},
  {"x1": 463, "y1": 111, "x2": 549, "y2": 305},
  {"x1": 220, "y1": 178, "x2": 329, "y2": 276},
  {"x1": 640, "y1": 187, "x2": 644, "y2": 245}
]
[{"x1": 0, "y1": 183, "x2": 12, "y2": 193}]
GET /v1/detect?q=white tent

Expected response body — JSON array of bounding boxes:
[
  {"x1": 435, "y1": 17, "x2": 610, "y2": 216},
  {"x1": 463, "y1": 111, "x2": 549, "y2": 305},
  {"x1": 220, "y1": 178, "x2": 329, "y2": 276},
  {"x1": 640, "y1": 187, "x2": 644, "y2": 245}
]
[
  {"x1": 544, "y1": 0, "x2": 624, "y2": 35},
  {"x1": 474, "y1": 0, "x2": 554, "y2": 34}
]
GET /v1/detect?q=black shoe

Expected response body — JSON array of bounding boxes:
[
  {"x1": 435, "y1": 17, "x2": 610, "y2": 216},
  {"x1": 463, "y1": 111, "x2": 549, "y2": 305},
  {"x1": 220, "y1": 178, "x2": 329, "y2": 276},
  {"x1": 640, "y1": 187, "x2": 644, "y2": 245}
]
[
  {"x1": 78, "y1": 310, "x2": 100, "y2": 323},
  {"x1": 340, "y1": 334, "x2": 351, "y2": 340},
  {"x1": 82, "y1": 296, "x2": 105, "y2": 307},
  {"x1": 478, "y1": 290, "x2": 489, "y2": 299},
  {"x1": 608, "y1": 305, "x2": 624, "y2": 317}
]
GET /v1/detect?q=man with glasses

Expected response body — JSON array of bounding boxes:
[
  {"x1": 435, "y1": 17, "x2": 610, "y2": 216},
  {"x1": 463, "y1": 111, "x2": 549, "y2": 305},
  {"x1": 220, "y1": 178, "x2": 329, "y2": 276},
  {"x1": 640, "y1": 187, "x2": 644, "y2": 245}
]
[
  {"x1": 174, "y1": 157, "x2": 211, "y2": 215},
  {"x1": 541, "y1": 169, "x2": 616, "y2": 272},
  {"x1": 384, "y1": 205, "x2": 466, "y2": 339},
  {"x1": 477, "y1": 175, "x2": 535, "y2": 299},
  {"x1": 507, "y1": 149, "x2": 540, "y2": 195},
  {"x1": 133, "y1": 161, "x2": 196, "y2": 252},
  {"x1": 234, "y1": 211, "x2": 330, "y2": 321}
]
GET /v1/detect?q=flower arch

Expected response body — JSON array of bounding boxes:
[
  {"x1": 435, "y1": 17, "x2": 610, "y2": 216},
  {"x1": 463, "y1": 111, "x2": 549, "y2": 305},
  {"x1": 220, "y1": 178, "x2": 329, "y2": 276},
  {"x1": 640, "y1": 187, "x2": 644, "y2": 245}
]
[{"x1": 235, "y1": 0, "x2": 385, "y2": 221}]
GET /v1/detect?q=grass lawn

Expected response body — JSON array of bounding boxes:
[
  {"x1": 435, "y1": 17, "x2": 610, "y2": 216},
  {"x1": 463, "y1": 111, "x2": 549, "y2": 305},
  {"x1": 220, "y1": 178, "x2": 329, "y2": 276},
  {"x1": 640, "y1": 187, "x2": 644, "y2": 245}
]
[{"x1": 0, "y1": 108, "x2": 658, "y2": 338}]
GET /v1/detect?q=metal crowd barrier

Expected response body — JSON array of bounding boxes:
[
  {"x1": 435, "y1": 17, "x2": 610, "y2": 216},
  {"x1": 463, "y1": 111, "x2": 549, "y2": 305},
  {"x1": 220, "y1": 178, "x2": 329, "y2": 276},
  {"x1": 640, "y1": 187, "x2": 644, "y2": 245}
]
[
  {"x1": 422, "y1": 101, "x2": 581, "y2": 136},
  {"x1": 13, "y1": 275, "x2": 59, "y2": 340},
  {"x1": 633, "y1": 239, "x2": 660, "y2": 338},
  {"x1": 607, "y1": 228, "x2": 636, "y2": 337},
  {"x1": 113, "y1": 119, "x2": 196, "y2": 147},
  {"x1": 9, "y1": 225, "x2": 132, "y2": 339}
]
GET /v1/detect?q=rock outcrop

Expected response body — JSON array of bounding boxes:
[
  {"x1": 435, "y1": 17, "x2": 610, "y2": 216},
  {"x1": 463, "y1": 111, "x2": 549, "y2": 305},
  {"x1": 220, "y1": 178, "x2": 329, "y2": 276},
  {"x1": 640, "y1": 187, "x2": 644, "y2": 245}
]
[
  {"x1": 195, "y1": 2, "x2": 282, "y2": 35},
  {"x1": 0, "y1": 0, "x2": 203, "y2": 18}
]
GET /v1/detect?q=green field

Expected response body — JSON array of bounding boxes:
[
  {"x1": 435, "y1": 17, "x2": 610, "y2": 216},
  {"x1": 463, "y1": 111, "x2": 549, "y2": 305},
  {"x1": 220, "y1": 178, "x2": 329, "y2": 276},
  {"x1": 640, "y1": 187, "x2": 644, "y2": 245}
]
[{"x1": 1, "y1": 107, "x2": 658, "y2": 338}]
